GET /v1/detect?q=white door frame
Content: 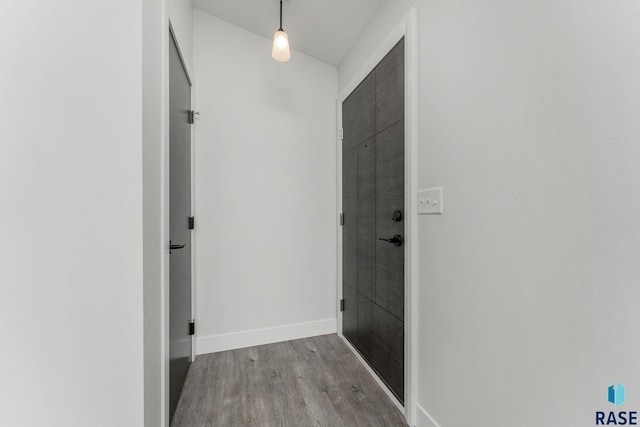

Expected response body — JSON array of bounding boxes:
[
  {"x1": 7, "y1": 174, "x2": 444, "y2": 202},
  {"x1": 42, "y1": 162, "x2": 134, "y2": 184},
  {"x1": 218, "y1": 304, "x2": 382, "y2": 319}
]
[
  {"x1": 168, "y1": 23, "x2": 197, "y2": 362},
  {"x1": 163, "y1": 21, "x2": 197, "y2": 427},
  {"x1": 335, "y1": 7, "x2": 419, "y2": 426}
]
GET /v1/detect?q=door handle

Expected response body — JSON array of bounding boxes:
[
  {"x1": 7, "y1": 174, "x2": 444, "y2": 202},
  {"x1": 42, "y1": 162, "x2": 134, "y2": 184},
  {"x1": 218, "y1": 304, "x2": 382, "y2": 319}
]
[
  {"x1": 169, "y1": 241, "x2": 186, "y2": 254},
  {"x1": 378, "y1": 234, "x2": 403, "y2": 247}
]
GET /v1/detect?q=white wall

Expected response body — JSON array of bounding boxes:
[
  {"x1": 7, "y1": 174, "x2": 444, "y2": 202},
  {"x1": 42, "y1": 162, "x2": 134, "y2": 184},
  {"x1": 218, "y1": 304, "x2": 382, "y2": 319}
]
[
  {"x1": 338, "y1": 0, "x2": 416, "y2": 93},
  {"x1": 169, "y1": 0, "x2": 194, "y2": 74},
  {"x1": 193, "y1": 10, "x2": 338, "y2": 353},
  {"x1": 339, "y1": 0, "x2": 640, "y2": 426},
  {"x1": 0, "y1": 1, "x2": 144, "y2": 426},
  {"x1": 143, "y1": 0, "x2": 166, "y2": 425},
  {"x1": 417, "y1": 0, "x2": 640, "y2": 425}
]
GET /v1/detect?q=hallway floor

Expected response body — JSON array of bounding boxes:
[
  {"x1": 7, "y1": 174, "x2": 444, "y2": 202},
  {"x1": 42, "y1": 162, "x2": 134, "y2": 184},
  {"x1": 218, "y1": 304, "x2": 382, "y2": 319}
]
[{"x1": 172, "y1": 334, "x2": 408, "y2": 427}]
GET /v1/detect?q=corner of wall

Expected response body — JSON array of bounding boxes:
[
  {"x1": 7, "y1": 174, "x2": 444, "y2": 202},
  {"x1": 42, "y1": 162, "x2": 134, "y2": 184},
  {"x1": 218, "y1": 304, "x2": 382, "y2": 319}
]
[
  {"x1": 337, "y1": 0, "x2": 414, "y2": 93},
  {"x1": 416, "y1": 405, "x2": 442, "y2": 427},
  {"x1": 168, "y1": 0, "x2": 194, "y2": 76}
]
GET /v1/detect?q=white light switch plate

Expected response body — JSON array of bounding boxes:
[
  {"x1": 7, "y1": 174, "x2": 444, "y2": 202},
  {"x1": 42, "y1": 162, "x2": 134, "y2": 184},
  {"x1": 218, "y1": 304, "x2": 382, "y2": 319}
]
[{"x1": 418, "y1": 187, "x2": 443, "y2": 214}]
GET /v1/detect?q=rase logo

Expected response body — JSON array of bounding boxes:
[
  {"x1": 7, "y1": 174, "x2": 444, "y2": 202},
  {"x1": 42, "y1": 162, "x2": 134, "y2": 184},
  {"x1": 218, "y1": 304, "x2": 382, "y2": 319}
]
[
  {"x1": 610, "y1": 383, "x2": 626, "y2": 407},
  {"x1": 596, "y1": 382, "x2": 637, "y2": 425}
]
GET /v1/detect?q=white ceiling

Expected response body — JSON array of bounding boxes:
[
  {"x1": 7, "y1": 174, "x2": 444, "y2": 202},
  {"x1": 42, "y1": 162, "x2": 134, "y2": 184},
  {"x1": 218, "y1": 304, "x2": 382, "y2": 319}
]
[{"x1": 193, "y1": 0, "x2": 385, "y2": 66}]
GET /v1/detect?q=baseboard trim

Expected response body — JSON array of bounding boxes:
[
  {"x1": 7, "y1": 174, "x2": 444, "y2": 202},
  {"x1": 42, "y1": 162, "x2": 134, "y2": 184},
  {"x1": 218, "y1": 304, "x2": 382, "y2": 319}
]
[
  {"x1": 196, "y1": 318, "x2": 337, "y2": 355},
  {"x1": 416, "y1": 404, "x2": 442, "y2": 427}
]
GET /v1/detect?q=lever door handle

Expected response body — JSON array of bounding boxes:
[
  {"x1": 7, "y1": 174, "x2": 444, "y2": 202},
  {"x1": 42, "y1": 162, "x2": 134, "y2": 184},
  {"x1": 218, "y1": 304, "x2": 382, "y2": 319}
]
[
  {"x1": 169, "y1": 241, "x2": 186, "y2": 254},
  {"x1": 378, "y1": 234, "x2": 403, "y2": 247}
]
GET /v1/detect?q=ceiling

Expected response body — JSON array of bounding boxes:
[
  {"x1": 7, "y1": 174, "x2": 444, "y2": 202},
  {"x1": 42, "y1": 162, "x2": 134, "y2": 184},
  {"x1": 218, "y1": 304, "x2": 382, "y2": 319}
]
[{"x1": 193, "y1": 0, "x2": 385, "y2": 66}]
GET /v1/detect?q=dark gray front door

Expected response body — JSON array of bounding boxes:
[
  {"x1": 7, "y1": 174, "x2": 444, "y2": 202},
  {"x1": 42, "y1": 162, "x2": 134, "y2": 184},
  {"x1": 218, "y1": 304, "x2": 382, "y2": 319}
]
[
  {"x1": 342, "y1": 39, "x2": 405, "y2": 403},
  {"x1": 169, "y1": 34, "x2": 192, "y2": 421}
]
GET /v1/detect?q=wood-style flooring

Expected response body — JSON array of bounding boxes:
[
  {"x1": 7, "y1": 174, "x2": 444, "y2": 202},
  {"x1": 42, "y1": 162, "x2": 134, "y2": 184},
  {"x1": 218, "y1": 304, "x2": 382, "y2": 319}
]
[{"x1": 171, "y1": 334, "x2": 408, "y2": 427}]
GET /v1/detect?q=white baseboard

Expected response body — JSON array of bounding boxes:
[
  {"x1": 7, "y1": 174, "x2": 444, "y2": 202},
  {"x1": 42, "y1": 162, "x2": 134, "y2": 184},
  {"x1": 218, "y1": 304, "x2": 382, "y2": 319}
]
[
  {"x1": 416, "y1": 404, "x2": 442, "y2": 427},
  {"x1": 196, "y1": 318, "x2": 337, "y2": 355}
]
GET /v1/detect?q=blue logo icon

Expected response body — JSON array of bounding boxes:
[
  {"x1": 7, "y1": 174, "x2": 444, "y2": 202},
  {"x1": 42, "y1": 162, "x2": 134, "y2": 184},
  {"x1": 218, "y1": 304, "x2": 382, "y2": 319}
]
[{"x1": 609, "y1": 383, "x2": 625, "y2": 407}]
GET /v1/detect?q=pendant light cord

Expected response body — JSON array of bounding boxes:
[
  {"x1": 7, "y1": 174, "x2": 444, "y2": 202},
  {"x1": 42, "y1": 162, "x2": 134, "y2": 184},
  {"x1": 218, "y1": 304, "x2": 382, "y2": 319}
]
[{"x1": 279, "y1": 0, "x2": 283, "y2": 31}]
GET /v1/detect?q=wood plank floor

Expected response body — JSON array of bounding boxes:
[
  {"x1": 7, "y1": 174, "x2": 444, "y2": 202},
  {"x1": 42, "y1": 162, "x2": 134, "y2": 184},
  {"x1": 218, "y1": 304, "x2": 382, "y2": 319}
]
[{"x1": 171, "y1": 334, "x2": 408, "y2": 427}]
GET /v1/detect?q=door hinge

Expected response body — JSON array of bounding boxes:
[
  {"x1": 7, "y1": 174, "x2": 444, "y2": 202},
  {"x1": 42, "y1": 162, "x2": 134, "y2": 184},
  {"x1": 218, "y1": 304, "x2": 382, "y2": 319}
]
[
  {"x1": 188, "y1": 216, "x2": 195, "y2": 230},
  {"x1": 338, "y1": 127, "x2": 344, "y2": 140},
  {"x1": 188, "y1": 110, "x2": 200, "y2": 124},
  {"x1": 339, "y1": 299, "x2": 345, "y2": 312},
  {"x1": 339, "y1": 213, "x2": 344, "y2": 226},
  {"x1": 189, "y1": 320, "x2": 195, "y2": 336}
]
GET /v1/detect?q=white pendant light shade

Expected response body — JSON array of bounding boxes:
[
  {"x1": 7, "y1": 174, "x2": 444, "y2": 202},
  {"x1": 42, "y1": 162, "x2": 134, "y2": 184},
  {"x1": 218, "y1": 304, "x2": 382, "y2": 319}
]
[
  {"x1": 272, "y1": 0, "x2": 291, "y2": 62},
  {"x1": 272, "y1": 30, "x2": 291, "y2": 62}
]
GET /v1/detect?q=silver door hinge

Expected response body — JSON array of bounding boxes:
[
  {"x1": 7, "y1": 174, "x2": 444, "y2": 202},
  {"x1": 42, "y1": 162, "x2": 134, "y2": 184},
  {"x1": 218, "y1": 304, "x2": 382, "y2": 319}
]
[
  {"x1": 339, "y1": 213, "x2": 344, "y2": 226},
  {"x1": 338, "y1": 128, "x2": 344, "y2": 140},
  {"x1": 339, "y1": 299, "x2": 345, "y2": 312}
]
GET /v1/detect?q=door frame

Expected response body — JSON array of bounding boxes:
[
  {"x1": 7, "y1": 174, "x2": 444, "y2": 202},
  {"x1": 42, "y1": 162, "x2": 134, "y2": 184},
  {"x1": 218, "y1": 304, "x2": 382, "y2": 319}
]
[
  {"x1": 162, "y1": 21, "x2": 197, "y2": 426},
  {"x1": 336, "y1": 7, "x2": 418, "y2": 426},
  {"x1": 167, "y1": 23, "x2": 198, "y2": 365}
]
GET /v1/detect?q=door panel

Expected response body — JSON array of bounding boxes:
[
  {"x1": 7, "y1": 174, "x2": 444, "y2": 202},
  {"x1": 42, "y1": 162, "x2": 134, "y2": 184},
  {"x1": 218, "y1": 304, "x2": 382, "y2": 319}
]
[
  {"x1": 341, "y1": 39, "x2": 405, "y2": 403},
  {"x1": 357, "y1": 294, "x2": 404, "y2": 402},
  {"x1": 342, "y1": 148, "x2": 358, "y2": 290},
  {"x1": 342, "y1": 72, "x2": 376, "y2": 152},
  {"x1": 375, "y1": 121, "x2": 405, "y2": 321},
  {"x1": 357, "y1": 139, "x2": 376, "y2": 300},
  {"x1": 376, "y1": 39, "x2": 405, "y2": 133},
  {"x1": 169, "y1": 35, "x2": 192, "y2": 422},
  {"x1": 342, "y1": 284, "x2": 359, "y2": 346}
]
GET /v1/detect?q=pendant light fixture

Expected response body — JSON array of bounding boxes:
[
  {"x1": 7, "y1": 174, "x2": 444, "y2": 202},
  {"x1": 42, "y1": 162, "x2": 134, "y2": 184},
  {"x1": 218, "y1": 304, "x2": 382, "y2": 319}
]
[{"x1": 272, "y1": 0, "x2": 291, "y2": 62}]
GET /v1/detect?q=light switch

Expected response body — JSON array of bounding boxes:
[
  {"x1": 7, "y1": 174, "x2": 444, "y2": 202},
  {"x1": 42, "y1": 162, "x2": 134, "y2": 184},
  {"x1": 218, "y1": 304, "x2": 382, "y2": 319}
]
[{"x1": 418, "y1": 187, "x2": 443, "y2": 215}]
